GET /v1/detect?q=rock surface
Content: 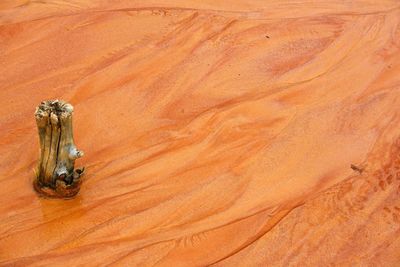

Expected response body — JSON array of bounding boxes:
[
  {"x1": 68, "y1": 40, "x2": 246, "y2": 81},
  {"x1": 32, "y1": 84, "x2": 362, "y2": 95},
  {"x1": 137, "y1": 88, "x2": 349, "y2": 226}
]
[{"x1": 1, "y1": 1, "x2": 400, "y2": 266}]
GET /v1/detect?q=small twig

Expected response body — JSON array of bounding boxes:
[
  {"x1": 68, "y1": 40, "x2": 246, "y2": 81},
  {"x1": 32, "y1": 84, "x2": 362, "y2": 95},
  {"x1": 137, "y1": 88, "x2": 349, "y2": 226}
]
[{"x1": 350, "y1": 164, "x2": 364, "y2": 174}]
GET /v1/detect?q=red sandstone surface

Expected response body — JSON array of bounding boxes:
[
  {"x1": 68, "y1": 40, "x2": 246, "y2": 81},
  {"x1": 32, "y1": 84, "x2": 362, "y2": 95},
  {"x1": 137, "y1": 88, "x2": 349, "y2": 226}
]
[{"x1": 1, "y1": 1, "x2": 400, "y2": 266}]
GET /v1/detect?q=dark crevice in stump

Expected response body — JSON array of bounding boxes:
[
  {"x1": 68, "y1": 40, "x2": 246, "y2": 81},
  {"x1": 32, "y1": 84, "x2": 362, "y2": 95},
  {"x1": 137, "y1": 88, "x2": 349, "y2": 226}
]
[{"x1": 34, "y1": 100, "x2": 84, "y2": 199}]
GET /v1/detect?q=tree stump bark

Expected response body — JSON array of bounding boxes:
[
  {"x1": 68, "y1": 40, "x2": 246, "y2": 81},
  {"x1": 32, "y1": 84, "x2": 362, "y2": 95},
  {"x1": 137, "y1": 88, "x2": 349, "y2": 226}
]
[{"x1": 34, "y1": 100, "x2": 84, "y2": 198}]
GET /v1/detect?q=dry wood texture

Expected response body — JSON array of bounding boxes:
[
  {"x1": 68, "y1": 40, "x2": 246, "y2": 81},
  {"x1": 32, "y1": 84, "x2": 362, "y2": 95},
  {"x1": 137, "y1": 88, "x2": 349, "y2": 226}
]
[
  {"x1": 34, "y1": 100, "x2": 84, "y2": 198},
  {"x1": 1, "y1": 1, "x2": 400, "y2": 266}
]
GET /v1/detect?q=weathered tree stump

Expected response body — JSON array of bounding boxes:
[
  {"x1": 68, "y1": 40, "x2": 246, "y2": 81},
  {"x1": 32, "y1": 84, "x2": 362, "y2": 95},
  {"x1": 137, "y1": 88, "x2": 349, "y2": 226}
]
[{"x1": 34, "y1": 100, "x2": 84, "y2": 198}]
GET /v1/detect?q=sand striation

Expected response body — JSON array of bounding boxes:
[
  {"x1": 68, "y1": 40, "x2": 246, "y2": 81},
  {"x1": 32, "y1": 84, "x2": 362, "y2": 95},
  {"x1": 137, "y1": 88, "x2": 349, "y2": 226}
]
[{"x1": 1, "y1": 1, "x2": 400, "y2": 266}]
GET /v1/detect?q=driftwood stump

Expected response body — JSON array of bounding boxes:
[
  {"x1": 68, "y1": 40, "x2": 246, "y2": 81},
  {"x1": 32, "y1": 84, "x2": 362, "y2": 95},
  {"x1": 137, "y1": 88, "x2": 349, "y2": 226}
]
[{"x1": 34, "y1": 100, "x2": 84, "y2": 198}]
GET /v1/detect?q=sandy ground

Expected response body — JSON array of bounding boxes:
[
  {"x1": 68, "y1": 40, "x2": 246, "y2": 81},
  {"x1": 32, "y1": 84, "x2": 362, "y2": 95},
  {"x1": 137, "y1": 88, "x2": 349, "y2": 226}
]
[{"x1": 1, "y1": 1, "x2": 400, "y2": 266}]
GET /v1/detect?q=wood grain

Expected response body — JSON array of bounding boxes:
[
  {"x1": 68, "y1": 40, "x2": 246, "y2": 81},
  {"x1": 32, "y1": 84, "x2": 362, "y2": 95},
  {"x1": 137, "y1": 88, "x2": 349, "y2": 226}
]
[{"x1": 1, "y1": 1, "x2": 400, "y2": 266}]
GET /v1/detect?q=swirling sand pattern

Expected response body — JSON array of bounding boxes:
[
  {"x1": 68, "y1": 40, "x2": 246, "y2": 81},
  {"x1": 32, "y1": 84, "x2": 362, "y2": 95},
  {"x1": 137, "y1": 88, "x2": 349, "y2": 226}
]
[{"x1": 1, "y1": 1, "x2": 400, "y2": 266}]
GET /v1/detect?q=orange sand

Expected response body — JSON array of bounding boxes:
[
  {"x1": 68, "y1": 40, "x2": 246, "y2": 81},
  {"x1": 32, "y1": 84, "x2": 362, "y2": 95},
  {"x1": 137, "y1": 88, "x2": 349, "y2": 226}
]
[{"x1": 1, "y1": 1, "x2": 400, "y2": 266}]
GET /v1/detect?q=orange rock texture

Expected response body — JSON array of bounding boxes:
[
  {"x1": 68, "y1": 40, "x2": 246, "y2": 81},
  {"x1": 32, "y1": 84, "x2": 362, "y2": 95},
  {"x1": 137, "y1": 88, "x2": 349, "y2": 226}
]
[{"x1": 1, "y1": 1, "x2": 400, "y2": 266}]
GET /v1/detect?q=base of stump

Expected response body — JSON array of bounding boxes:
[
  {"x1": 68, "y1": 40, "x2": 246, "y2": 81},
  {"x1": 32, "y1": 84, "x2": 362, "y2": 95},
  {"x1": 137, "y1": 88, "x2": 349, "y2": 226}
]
[{"x1": 33, "y1": 178, "x2": 82, "y2": 199}]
